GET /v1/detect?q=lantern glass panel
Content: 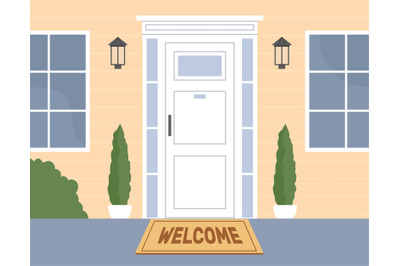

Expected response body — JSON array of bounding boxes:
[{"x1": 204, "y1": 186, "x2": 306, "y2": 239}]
[
  {"x1": 111, "y1": 47, "x2": 118, "y2": 65},
  {"x1": 282, "y1": 47, "x2": 289, "y2": 65},
  {"x1": 275, "y1": 46, "x2": 282, "y2": 65},
  {"x1": 118, "y1": 47, "x2": 125, "y2": 65}
]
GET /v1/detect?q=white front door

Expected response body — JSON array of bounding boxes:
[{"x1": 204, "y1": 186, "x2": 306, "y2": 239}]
[{"x1": 165, "y1": 43, "x2": 234, "y2": 218}]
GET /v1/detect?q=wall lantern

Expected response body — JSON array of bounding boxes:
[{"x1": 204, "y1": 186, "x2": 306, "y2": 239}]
[
  {"x1": 273, "y1": 37, "x2": 291, "y2": 69},
  {"x1": 109, "y1": 37, "x2": 127, "y2": 69}
]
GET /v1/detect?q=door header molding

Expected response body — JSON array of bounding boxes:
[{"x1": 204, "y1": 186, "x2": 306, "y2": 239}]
[
  {"x1": 137, "y1": 16, "x2": 263, "y2": 35},
  {"x1": 137, "y1": 16, "x2": 264, "y2": 21}
]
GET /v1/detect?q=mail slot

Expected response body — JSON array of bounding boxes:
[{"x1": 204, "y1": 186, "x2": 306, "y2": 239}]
[{"x1": 194, "y1": 94, "x2": 206, "y2": 99}]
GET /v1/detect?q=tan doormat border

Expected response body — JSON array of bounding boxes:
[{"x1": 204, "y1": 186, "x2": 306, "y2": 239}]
[{"x1": 136, "y1": 219, "x2": 263, "y2": 255}]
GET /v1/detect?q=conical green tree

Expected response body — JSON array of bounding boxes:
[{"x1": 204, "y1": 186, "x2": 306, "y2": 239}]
[
  {"x1": 273, "y1": 124, "x2": 297, "y2": 205},
  {"x1": 108, "y1": 125, "x2": 132, "y2": 205}
]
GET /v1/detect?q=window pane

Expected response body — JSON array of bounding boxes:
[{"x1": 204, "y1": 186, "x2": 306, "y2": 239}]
[
  {"x1": 50, "y1": 35, "x2": 86, "y2": 70},
  {"x1": 348, "y1": 112, "x2": 369, "y2": 148},
  {"x1": 310, "y1": 35, "x2": 345, "y2": 70},
  {"x1": 30, "y1": 112, "x2": 48, "y2": 148},
  {"x1": 348, "y1": 35, "x2": 369, "y2": 70},
  {"x1": 147, "y1": 84, "x2": 158, "y2": 127},
  {"x1": 310, "y1": 73, "x2": 345, "y2": 109},
  {"x1": 50, "y1": 73, "x2": 86, "y2": 109},
  {"x1": 147, "y1": 39, "x2": 158, "y2": 81},
  {"x1": 348, "y1": 73, "x2": 369, "y2": 109},
  {"x1": 30, "y1": 35, "x2": 48, "y2": 70},
  {"x1": 242, "y1": 175, "x2": 253, "y2": 218},
  {"x1": 147, "y1": 129, "x2": 158, "y2": 173},
  {"x1": 242, "y1": 38, "x2": 253, "y2": 81},
  {"x1": 242, "y1": 129, "x2": 253, "y2": 173},
  {"x1": 147, "y1": 175, "x2": 158, "y2": 217},
  {"x1": 242, "y1": 83, "x2": 253, "y2": 127},
  {"x1": 310, "y1": 112, "x2": 345, "y2": 148},
  {"x1": 50, "y1": 112, "x2": 86, "y2": 148},
  {"x1": 178, "y1": 56, "x2": 222, "y2": 76},
  {"x1": 30, "y1": 73, "x2": 48, "y2": 109}
]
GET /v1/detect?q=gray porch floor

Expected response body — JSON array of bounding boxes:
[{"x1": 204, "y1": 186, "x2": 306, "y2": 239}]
[{"x1": 31, "y1": 219, "x2": 368, "y2": 266}]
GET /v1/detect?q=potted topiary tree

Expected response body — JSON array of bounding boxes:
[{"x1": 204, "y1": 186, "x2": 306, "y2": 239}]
[
  {"x1": 108, "y1": 124, "x2": 132, "y2": 218},
  {"x1": 273, "y1": 124, "x2": 297, "y2": 218}
]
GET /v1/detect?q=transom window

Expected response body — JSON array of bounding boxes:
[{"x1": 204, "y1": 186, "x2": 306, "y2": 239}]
[
  {"x1": 30, "y1": 31, "x2": 90, "y2": 151},
  {"x1": 174, "y1": 51, "x2": 226, "y2": 80},
  {"x1": 306, "y1": 31, "x2": 369, "y2": 151}
]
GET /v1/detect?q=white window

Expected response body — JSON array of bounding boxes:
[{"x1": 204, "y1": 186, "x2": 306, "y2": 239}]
[
  {"x1": 30, "y1": 31, "x2": 90, "y2": 151},
  {"x1": 306, "y1": 31, "x2": 369, "y2": 152}
]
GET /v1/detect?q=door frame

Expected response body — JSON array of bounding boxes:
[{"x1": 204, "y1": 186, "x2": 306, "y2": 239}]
[
  {"x1": 165, "y1": 42, "x2": 235, "y2": 218},
  {"x1": 138, "y1": 16, "x2": 262, "y2": 219}
]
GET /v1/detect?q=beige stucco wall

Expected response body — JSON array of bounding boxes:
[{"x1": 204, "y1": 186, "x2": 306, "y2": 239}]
[{"x1": 31, "y1": 0, "x2": 369, "y2": 218}]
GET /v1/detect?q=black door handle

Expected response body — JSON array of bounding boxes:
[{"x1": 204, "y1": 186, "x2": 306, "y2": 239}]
[{"x1": 168, "y1": 115, "x2": 172, "y2": 136}]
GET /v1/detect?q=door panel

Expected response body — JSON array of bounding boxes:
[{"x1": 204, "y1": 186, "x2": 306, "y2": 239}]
[
  {"x1": 174, "y1": 91, "x2": 226, "y2": 144},
  {"x1": 166, "y1": 43, "x2": 234, "y2": 218},
  {"x1": 174, "y1": 156, "x2": 226, "y2": 209}
]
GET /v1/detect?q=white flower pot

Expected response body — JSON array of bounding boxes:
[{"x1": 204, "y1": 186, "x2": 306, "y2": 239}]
[
  {"x1": 273, "y1": 205, "x2": 297, "y2": 219},
  {"x1": 108, "y1": 205, "x2": 132, "y2": 219}
]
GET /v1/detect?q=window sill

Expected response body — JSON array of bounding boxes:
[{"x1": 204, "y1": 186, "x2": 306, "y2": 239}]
[
  {"x1": 30, "y1": 147, "x2": 90, "y2": 153},
  {"x1": 306, "y1": 147, "x2": 369, "y2": 152}
]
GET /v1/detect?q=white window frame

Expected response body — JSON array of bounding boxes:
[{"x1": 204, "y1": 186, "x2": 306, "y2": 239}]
[
  {"x1": 305, "y1": 31, "x2": 369, "y2": 152},
  {"x1": 30, "y1": 31, "x2": 90, "y2": 152}
]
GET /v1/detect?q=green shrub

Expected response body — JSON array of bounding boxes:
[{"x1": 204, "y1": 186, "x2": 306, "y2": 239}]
[
  {"x1": 273, "y1": 125, "x2": 297, "y2": 205},
  {"x1": 108, "y1": 124, "x2": 132, "y2": 205},
  {"x1": 30, "y1": 159, "x2": 88, "y2": 218}
]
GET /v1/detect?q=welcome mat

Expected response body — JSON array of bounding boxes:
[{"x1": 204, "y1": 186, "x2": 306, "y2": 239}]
[{"x1": 136, "y1": 219, "x2": 263, "y2": 255}]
